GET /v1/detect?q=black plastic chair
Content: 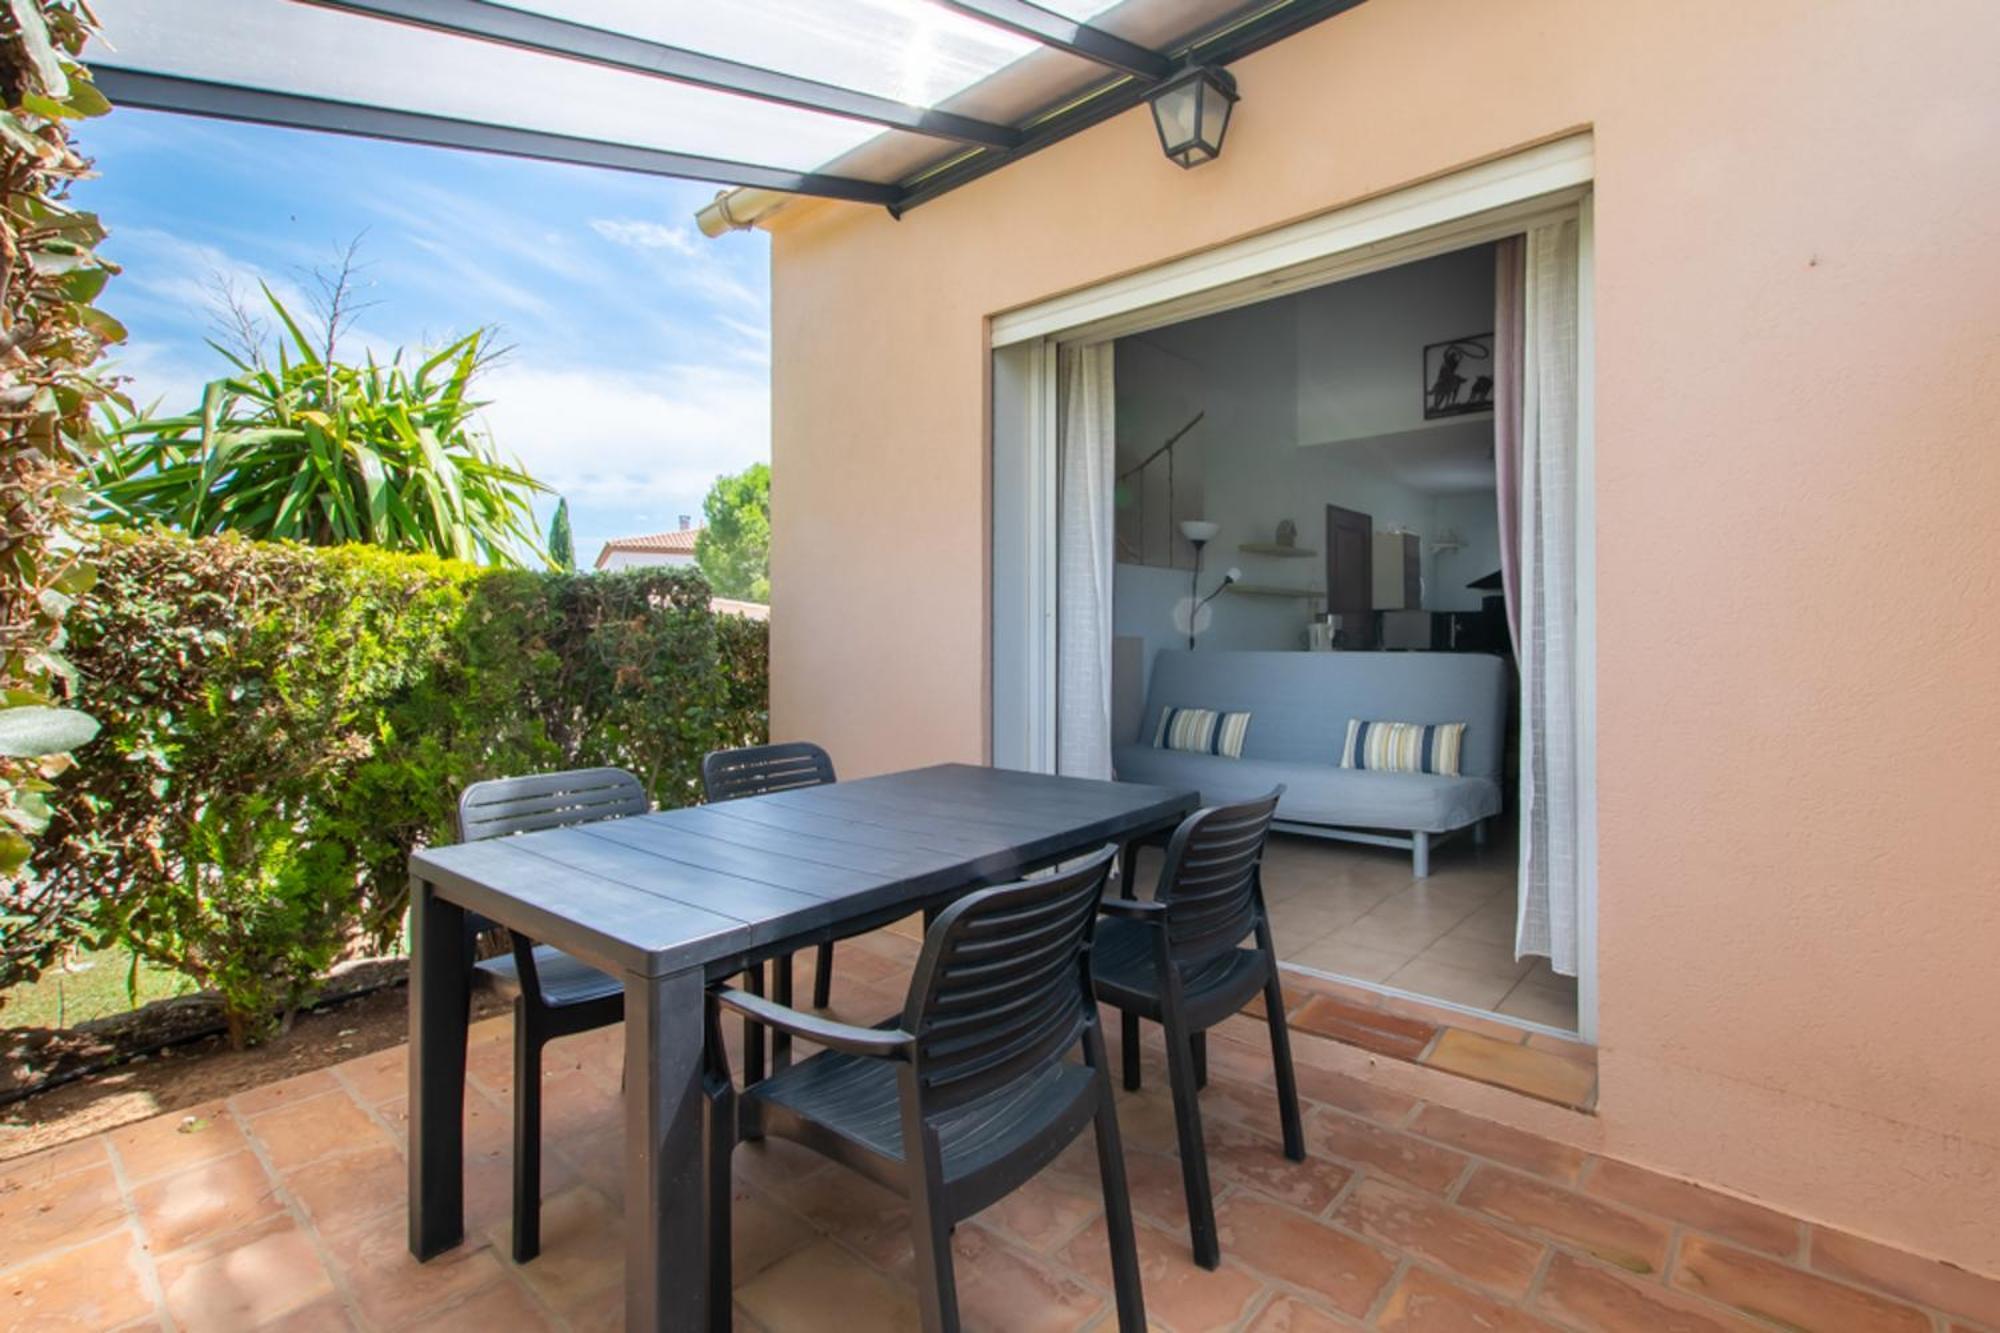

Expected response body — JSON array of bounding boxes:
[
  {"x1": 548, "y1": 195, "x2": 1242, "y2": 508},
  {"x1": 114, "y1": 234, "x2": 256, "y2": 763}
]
[
  {"x1": 701, "y1": 742, "x2": 840, "y2": 1041},
  {"x1": 1092, "y1": 788, "x2": 1304, "y2": 1270},
  {"x1": 703, "y1": 846, "x2": 1145, "y2": 1333},
  {"x1": 456, "y1": 768, "x2": 650, "y2": 1264}
]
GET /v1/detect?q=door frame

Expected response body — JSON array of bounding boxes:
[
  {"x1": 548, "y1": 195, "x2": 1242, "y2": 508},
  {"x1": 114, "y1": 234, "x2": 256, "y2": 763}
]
[{"x1": 988, "y1": 134, "x2": 1599, "y2": 1040}]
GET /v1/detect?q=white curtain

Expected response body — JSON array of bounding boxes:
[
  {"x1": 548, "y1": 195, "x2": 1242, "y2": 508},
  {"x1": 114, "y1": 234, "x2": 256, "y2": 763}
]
[
  {"x1": 1515, "y1": 219, "x2": 1581, "y2": 976},
  {"x1": 1056, "y1": 343, "x2": 1116, "y2": 779}
]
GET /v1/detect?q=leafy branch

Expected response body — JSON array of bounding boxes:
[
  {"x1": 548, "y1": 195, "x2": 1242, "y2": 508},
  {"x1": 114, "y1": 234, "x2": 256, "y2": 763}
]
[{"x1": 0, "y1": 0, "x2": 117, "y2": 881}]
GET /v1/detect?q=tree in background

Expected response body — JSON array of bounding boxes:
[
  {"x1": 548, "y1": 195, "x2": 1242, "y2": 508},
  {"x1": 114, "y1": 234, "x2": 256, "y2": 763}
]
[
  {"x1": 547, "y1": 496, "x2": 575, "y2": 571},
  {"x1": 0, "y1": 1, "x2": 117, "y2": 887},
  {"x1": 89, "y1": 260, "x2": 549, "y2": 568},
  {"x1": 694, "y1": 462, "x2": 770, "y2": 603}
]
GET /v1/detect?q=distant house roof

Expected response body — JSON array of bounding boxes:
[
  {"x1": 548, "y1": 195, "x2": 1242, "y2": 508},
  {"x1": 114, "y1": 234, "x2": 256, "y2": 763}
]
[
  {"x1": 594, "y1": 526, "x2": 703, "y2": 568},
  {"x1": 710, "y1": 597, "x2": 769, "y2": 622}
]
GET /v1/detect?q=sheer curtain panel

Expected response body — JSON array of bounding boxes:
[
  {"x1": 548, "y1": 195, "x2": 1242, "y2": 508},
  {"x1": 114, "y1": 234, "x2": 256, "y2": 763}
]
[
  {"x1": 1056, "y1": 343, "x2": 1116, "y2": 779},
  {"x1": 1493, "y1": 236, "x2": 1526, "y2": 652},
  {"x1": 1514, "y1": 219, "x2": 1581, "y2": 976}
]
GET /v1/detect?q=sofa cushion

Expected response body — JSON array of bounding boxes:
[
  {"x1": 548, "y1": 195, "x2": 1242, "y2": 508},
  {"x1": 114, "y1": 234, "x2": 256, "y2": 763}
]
[
  {"x1": 1113, "y1": 744, "x2": 1501, "y2": 834},
  {"x1": 1154, "y1": 706, "x2": 1252, "y2": 758},
  {"x1": 1341, "y1": 719, "x2": 1468, "y2": 777}
]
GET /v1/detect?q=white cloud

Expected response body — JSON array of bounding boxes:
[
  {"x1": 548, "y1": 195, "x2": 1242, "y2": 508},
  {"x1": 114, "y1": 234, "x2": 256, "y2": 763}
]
[
  {"x1": 674, "y1": 262, "x2": 762, "y2": 314},
  {"x1": 101, "y1": 338, "x2": 211, "y2": 416},
  {"x1": 715, "y1": 314, "x2": 768, "y2": 341},
  {"x1": 404, "y1": 233, "x2": 558, "y2": 322},
  {"x1": 112, "y1": 226, "x2": 316, "y2": 326},
  {"x1": 587, "y1": 216, "x2": 762, "y2": 313},
  {"x1": 473, "y1": 360, "x2": 769, "y2": 517},
  {"x1": 589, "y1": 218, "x2": 702, "y2": 257},
  {"x1": 105, "y1": 226, "x2": 419, "y2": 369},
  {"x1": 370, "y1": 185, "x2": 606, "y2": 288}
]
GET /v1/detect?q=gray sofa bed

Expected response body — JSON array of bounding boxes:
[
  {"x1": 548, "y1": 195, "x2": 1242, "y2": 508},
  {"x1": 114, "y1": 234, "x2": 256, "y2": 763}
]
[{"x1": 1112, "y1": 650, "x2": 1509, "y2": 877}]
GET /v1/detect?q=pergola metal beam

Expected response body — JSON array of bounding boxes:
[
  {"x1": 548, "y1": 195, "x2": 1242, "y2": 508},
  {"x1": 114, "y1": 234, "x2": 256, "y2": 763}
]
[
  {"x1": 299, "y1": 0, "x2": 1024, "y2": 151},
  {"x1": 894, "y1": 0, "x2": 1370, "y2": 214},
  {"x1": 90, "y1": 68, "x2": 904, "y2": 205},
  {"x1": 932, "y1": 0, "x2": 1174, "y2": 82}
]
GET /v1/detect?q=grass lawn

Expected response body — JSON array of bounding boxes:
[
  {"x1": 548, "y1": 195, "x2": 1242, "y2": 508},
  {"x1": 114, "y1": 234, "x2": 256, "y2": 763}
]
[{"x1": 1, "y1": 949, "x2": 197, "y2": 1030}]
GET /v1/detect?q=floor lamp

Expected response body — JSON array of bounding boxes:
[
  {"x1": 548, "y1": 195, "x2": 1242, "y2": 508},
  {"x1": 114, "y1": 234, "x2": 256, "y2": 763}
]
[{"x1": 1180, "y1": 520, "x2": 1239, "y2": 649}]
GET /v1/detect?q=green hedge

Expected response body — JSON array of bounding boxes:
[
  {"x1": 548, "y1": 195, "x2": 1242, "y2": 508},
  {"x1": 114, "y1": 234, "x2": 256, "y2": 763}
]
[{"x1": 4, "y1": 531, "x2": 768, "y2": 1043}]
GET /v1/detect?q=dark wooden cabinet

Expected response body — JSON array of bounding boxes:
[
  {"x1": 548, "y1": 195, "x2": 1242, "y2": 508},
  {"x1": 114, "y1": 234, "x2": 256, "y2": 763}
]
[{"x1": 1323, "y1": 504, "x2": 1375, "y2": 649}]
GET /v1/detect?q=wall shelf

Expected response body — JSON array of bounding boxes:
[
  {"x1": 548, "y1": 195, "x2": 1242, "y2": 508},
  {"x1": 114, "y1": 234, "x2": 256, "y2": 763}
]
[
  {"x1": 1237, "y1": 543, "x2": 1318, "y2": 558},
  {"x1": 1229, "y1": 583, "x2": 1325, "y2": 599},
  {"x1": 1301, "y1": 411, "x2": 1494, "y2": 451}
]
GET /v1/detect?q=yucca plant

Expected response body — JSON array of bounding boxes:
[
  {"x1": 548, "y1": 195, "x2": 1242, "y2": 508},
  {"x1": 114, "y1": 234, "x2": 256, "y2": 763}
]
[{"x1": 90, "y1": 284, "x2": 548, "y2": 567}]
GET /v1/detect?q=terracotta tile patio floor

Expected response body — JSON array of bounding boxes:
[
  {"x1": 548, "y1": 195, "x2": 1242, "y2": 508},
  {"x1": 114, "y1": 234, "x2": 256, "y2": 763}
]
[{"x1": 5, "y1": 925, "x2": 1997, "y2": 1333}]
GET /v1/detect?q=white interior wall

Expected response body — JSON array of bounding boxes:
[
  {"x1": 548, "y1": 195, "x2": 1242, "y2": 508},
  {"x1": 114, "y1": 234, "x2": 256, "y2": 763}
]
[
  {"x1": 1430, "y1": 491, "x2": 1503, "y2": 612},
  {"x1": 1114, "y1": 561, "x2": 1303, "y2": 705},
  {"x1": 1111, "y1": 243, "x2": 1500, "y2": 699},
  {"x1": 1295, "y1": 243, "x2": 1497, "y2": 444},
  {"x1": 1112, "y1": 325, "x2": 1238, "y2": 571}
]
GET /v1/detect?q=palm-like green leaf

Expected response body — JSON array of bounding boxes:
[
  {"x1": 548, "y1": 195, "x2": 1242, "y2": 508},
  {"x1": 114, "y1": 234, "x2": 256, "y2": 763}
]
[{"x1": 87, "y1": 288, "x2": 548, "y2": 565}]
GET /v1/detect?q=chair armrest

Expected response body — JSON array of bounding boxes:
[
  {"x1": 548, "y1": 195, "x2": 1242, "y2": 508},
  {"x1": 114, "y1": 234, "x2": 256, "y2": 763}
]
[
  {"x1": 1097, "y1": 897, "x2": 1166, "y2": 921},
  {"x1": 713, "y1": 987, "x2": 914, "y2": 1060}
]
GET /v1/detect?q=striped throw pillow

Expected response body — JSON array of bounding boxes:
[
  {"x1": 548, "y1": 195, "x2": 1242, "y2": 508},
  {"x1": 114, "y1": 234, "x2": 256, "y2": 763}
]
[
  {"x1": 1340, "y1": 719, "x2": 1466, "y2": 777},
  {"x1": 1153, "y1": 707, "x2": 1252, "y2": 759}
]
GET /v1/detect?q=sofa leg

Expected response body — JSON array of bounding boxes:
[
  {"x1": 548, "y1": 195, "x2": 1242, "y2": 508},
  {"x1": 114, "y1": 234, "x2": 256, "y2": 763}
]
[
  {"x1": 1412, "y1": 831, "x2": 1431, "y2": 879},
  {"x1": 1473, "y1": 818, "x2": 1489, "y2": 849}
]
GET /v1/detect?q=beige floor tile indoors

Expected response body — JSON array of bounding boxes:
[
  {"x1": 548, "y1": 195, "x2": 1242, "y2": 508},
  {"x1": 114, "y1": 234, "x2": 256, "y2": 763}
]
[{"x1": 1255, "y1": 829, "x2": 1580, "y2": 1031}]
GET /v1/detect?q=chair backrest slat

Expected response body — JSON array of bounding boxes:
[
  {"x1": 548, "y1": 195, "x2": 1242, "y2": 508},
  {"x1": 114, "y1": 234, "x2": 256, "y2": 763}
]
[
  {"x1": 457, "y1": 767, "x2": 649, "y2": 844},
  {"x1": 702, "y1": 741, "x2": 836, "y2": 803},
  {"x1": 1156, "y1": 789, "x2": 1283, "y2": 963},
  {"x1": 903, "y1": 847, "x2": 1117, "y2": 1114}
]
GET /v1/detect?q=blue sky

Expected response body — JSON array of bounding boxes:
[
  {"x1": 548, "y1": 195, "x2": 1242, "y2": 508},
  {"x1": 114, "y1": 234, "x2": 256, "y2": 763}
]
[{"x1": 74, "y1": 109, "x2": 773, "y2": 565}]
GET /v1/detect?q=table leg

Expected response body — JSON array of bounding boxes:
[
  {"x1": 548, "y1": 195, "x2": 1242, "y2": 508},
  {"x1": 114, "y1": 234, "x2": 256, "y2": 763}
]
[
  {"x1": 625, "y1": 967, "x2": 707, "y2": 1333},
  {"x1": 409, "y1": 878, "x2": 470, "y2": 1259},
  {"x1": 770, "y1": 954, "x2": 793, "y2": 1071}
]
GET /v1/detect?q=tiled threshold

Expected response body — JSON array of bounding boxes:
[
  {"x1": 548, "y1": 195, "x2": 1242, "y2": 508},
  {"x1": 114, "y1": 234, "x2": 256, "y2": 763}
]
[
  {"x1": 5, "y1": 927, "x2": 1998, "y2": 1332},
  {"x1": 1270, "y1": 966, "x2": 1599, "y2": 1112}
]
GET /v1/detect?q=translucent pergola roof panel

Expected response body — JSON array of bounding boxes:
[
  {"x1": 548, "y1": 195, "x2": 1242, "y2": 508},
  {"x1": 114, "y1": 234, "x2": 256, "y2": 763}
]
[
  {"x1": 81, "y1": 0, "x2": 1366, "y2": 212},
  {"x1": 931, "y1": 0, "x2": 1224, "y2": 119},
  {"x1": 88, "y1": 0, "x2": 884, "y2": 174},
  {"x1": 505, "y1": 0, "x2": 1099, "y2": 112}
]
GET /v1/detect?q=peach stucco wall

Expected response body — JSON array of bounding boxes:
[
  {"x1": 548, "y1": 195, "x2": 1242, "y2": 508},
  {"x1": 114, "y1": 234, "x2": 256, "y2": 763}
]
[{"x1": 763, "y1": 0, "x2": 2000, "y2": 1275}]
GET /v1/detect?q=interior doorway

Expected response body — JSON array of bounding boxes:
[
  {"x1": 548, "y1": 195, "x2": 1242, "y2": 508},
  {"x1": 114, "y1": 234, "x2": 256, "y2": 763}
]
[
  {"x1": 989, "y1": 137, "x2": 1597, "y2": 1039},
  {"x1": 1103, "y1": 239, "x2": 1569, "y2": 1027}
]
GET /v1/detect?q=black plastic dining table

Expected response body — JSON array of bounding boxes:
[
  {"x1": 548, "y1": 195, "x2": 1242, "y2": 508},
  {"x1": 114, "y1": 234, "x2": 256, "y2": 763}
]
[{"x1": 405, "y1": 762, "x2": 1197, "y2": 1332}]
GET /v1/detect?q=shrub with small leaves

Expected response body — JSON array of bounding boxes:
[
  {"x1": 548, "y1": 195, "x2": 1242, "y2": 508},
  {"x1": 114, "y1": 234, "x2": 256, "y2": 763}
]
[{"x1": 19, "y1": 531, "x2": 768, "y2": 1044}]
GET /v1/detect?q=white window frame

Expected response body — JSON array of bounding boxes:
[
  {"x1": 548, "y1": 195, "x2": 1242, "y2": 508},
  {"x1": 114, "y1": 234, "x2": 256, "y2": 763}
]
[{"x1": 988, "y1": 133, "x2": 1599, "y2": 1040}]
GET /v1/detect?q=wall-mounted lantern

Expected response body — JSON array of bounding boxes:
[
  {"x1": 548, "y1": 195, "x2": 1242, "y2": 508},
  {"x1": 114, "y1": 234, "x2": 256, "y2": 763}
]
[{"x1": 1147, "y1": 66, "x2": 1238, "y2": 169}]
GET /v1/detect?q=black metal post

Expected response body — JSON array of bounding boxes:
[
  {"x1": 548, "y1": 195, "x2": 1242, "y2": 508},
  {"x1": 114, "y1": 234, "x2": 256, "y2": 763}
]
[{"x1": 1187, "y1": 539, "x2": 1205, "y2": 649}]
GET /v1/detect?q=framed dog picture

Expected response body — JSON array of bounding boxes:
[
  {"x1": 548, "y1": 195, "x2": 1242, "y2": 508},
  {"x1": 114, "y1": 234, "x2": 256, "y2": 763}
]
[{"x1": 1422, "y1": 333, "x2": 1494, "y2": 419}]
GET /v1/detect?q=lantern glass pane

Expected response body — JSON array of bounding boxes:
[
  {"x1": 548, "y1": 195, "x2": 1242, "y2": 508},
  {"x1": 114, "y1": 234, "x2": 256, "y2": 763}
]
[
  {"x1": 1153, "y1": 80, "x2": 1199, "y2": 153},
  {"x1": 1198, "y1": 80, "x2": 1231, "y2": 151}
]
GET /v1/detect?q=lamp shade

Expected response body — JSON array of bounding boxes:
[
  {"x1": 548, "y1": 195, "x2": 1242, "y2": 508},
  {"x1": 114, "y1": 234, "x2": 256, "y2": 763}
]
[
  {"x1": 1148, "y1": 66, "x2": 1238, "y2": 169},
  {"x1": 1179, "y1": 519, "x2": 1219, "y2": 545}
]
